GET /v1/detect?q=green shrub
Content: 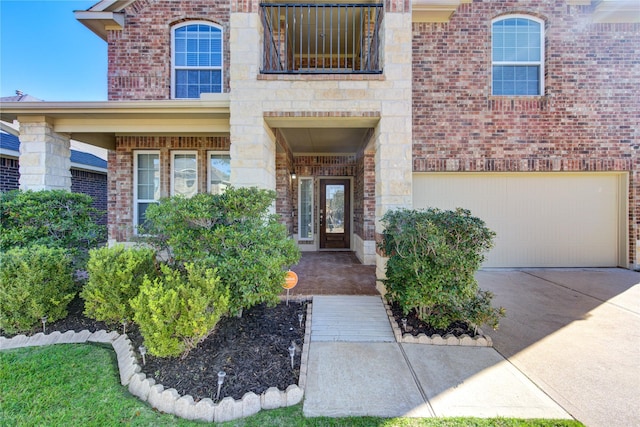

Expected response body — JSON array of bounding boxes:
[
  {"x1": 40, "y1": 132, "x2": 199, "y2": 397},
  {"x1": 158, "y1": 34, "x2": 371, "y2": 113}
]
[
  {"x1": 81, "y1": 245, "x2": 157, "y2": 326},
  {"x1": 130, "y1": 263, "x2": 230, "y2": 358},
  {"x1": 0, "y1": 246, "x2": 76, "y2": 334},
  {"x1": 0, "y1": 190, "x2": 106, "y2": 269},
  {"x1": 140, "y1": 187, "x2": 300, "y2": 315},
  {"x1": 379, "y1": 208, "x2": 505, "y2": 330}
]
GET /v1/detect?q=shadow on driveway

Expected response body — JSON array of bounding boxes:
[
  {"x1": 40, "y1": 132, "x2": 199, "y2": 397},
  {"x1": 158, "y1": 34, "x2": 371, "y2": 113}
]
[{"x1": 478, "y1": 268, "x2": 640, "y2": 427}]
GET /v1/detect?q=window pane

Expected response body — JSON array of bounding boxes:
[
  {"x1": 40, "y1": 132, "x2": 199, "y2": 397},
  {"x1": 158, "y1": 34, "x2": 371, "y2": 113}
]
[
  {"x1": 299, "y1": 178, "x2": 313, "y2": 239},
  {"x1": 173, "y1": 154, "x2": 197, "y2": 198},
  {"x1": 492, "y1": 17, "x2": 542, "y2": 96},
  {"x1": 493, "y1": 65, "x2": 539, "y2": 96},
  {"x1": 187, "y1": 85, "x2": 200, "y2": 98},
  {"x1": 136, "y1": 153, "x2": 159, "y2": 202},
  {"x1": 137, "y1": 202, "x2": 156, "y2": 230},
  {"x1": 325, "y1": 184, "x2": 345, "y2": 234},
  {"x1": 209, "y1": 154, "x2": 230, "y2": 195},
  {"x1": 174, "y1": 23, "x2": 223, "y2": 98},
  {"x1": 199, "y1": 53, "x2": 210, "y2": 66}
]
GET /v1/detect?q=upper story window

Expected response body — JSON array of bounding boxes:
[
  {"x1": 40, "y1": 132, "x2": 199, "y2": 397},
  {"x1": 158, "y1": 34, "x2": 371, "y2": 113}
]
[
  {"x1": 492, "y1": 16, "x2": 544, "y2": 96},
  {"x1": 172, "y1": 22, "x2": 223, "y2": 98}
]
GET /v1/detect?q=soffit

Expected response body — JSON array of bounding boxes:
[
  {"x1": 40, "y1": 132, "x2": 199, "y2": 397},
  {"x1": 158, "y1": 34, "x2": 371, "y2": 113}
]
[
  {"x1": 279, "y1": 127, "x2": 370, "y2": 154},
  {"x1": 0, "y1": 98, "x2": 231, "y2": 150},
  {"x1": 412, "y1": 0, "x2": 471, "y2": 23},
  {"x1": 265, "y1": 115, "x2": 378, "y2": 154},
  {"x1": 75, "y1": 0, "x2": 136, "y2": 41}
]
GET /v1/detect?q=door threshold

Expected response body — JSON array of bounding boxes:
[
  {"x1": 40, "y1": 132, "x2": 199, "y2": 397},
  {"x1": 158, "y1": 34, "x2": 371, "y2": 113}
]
[{"x1": 318, "y1": 249, "x2": 352, "y2": 252}]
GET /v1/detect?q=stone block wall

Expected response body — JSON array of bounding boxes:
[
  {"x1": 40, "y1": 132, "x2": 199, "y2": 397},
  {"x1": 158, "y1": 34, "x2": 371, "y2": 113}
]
[
  {"x1": 107, "y1": 0, "x2": 231, "y2": 100},
  {"x1": 18, "y1": 120, "x2": 71, "y2": 191},
  {"x1": 412, "y1": 1, "x2": 639, "y2": 267}
]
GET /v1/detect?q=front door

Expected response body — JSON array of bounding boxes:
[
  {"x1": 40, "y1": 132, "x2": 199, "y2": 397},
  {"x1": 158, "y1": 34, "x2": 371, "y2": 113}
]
[{"x1": 319, "y1": 179, "x2": 350, "y2": 249}]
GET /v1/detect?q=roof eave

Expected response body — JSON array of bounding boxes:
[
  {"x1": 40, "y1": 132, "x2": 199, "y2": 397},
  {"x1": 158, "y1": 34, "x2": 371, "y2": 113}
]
[
  {"x1": 74, "y1": 10, "x2": 125, "y2": 41},
  {"x1": 0, "y1": 98, "x2": 231, "y2": 151}
]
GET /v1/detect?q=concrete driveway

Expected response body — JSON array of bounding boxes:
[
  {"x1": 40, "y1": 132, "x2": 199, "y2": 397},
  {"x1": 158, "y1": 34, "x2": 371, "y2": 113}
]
[{"x1": 477, "y1": 268, "x2": 640, "y2": 427}]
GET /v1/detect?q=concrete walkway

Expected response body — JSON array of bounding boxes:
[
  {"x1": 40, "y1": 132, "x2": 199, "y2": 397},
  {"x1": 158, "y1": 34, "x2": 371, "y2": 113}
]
[
  {"x1": 310, "y1": 296, "x2": 394, "y2": 342},
  {"x1": 303, "y1": 295, "x2": 571, "y2": 420}
]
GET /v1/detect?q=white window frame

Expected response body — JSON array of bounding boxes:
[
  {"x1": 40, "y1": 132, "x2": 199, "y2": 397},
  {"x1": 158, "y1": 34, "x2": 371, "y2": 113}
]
[
  {"x1": 298, "y1": 177, "x2": 314, "y2": 241},
  {"x1": 207, "y1": 151, "x2": 231, "y2": 194},
  {"x1": 171, "y1": 151, "x2": 198, "y2": 197},
  {"x1": 171, "y1": 21, "x2": 224, "y2": 99},
  {"x1": 491, "y1": 14, "x2": 545, "y2": 96},
  {"x1": 133, "y1": 150, "x2": 160, "y2": 232}
]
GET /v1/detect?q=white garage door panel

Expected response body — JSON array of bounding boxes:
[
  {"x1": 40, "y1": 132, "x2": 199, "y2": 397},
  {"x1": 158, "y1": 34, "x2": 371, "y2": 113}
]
[{"x1": 413, "y1": 173, "x2": 620, "y2": 268}]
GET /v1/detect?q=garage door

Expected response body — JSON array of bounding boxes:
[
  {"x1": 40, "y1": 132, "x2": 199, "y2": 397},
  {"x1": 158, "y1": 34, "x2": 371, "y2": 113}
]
[{"x1": 413, "y1": 173, "x2": 626, "y2": 268}]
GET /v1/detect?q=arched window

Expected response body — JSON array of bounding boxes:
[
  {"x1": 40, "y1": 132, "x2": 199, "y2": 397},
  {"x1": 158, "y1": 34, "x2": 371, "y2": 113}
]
[
  {"x1": 492, "y1": 15, "x2": 544, "y2": 96},
  {"x1": 172, "y1": 22, "x2": 223, "y2": 98}
]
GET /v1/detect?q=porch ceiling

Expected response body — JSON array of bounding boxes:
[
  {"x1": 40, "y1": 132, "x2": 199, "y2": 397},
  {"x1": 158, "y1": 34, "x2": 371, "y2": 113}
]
[
  {"x1": 265, "y1": 115, "x2": 378, "y2": 155},
  {"x1": 279, "y1": 127, "x2": 370, "y2": 154},
  {"x1": 0, "y1": 98, "x2": 230, "y2": 150}
]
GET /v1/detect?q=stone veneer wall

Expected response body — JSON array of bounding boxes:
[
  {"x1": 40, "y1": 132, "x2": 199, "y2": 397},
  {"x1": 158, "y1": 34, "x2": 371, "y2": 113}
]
[
  {"x1": 412, "y1": 1, "x2": 639, "y2": 267},
  {"x1": 230, "y1": 0, "x2": 413, "y2": 272},
  {"x1": 18, "y1": 120, "x2": 71, "y2": 191},
  {"x1": 108, "y1": 136, "x2": 230, "y2": 242},
  {"x1": 107, "y1": 0, "x2": 231, "y2": 100}
]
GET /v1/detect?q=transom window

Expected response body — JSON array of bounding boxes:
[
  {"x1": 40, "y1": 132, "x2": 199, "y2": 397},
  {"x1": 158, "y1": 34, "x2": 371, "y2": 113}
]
[
  {"x1": 492, "y1": 16, "x2": 544, "y2": 96},
  {"x1": 172, "y1": 22, "x2": 223, "y2": 99}
]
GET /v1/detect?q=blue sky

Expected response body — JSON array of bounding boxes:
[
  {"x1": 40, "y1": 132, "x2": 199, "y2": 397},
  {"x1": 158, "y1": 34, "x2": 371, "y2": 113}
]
[{"x1": 0, "y1": 0, "x2": 107, "y2": 101}]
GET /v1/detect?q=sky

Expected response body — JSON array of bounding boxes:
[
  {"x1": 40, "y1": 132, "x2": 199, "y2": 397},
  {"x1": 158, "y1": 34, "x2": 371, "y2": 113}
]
[{"x1": 0, "y1": 0, "x2": 107, "y2": 101}]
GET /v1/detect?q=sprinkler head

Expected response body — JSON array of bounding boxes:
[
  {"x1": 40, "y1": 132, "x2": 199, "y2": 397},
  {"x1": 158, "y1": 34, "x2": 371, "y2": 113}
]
[{"x1": 217, "y1": 371, "x2": 226, "y2": 386}]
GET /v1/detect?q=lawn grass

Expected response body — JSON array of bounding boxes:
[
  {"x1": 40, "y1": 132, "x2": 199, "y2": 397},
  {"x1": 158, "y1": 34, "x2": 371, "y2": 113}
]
[{"x1": 0, "y1": 344, "x2": 584, "y2": 427}]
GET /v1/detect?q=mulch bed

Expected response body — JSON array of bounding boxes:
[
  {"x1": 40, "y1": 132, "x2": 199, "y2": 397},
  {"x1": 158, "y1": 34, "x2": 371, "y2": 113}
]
[
  {"x1": 13, "y1": 297, "x2": 307, "y2": 402},
  {"x1": 388, "y1": 300, "x2": 477, "y2": 337}
]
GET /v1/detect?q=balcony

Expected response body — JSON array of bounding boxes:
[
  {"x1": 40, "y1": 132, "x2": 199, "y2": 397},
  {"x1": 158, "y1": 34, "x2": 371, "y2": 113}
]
[{"x1": 260, "y1": 3, "x2": 383, "y2": 74}]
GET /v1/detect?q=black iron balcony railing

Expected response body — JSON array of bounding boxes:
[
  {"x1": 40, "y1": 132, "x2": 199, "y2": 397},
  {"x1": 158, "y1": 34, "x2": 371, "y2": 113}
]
[{"x1": 261, "y1": 3, "x2": 383, "y2": 74}]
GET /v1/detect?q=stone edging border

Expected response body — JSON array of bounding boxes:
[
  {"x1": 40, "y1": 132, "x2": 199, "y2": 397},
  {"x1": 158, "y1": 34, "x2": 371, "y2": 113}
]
[
  {"x1": 382, "y1": 300, "x2": 493, "y2": 347},
  {"x1": 0, "y1": 301, "x2": 313, "y2": 423}
]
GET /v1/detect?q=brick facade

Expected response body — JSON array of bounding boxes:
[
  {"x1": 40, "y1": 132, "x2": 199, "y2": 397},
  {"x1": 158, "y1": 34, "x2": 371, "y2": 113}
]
[
  {"x1": 107, "y1": 0, "x2": 231, "y2": 100},
  {"x1": 0, "y1": 157, "x2": 19, "y2": 191},
  {"x1": 108, "y1": 135, "x2": 230, "y2": 241},
  {"x1": 82, "y1": 0, "x2": 637, "y2": 268},
  {"x1": 412, "y1": 1, "x2": 639, "y2": 266},
  {"x1": 1, "y1": 155, "x2": 107, "y2": 224},
  {"x1": 71, "y1": 169, "x2": 108, "y2": 225}
]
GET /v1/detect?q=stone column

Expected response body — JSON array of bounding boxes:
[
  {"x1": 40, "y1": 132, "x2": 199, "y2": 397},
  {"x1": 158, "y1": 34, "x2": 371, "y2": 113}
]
[
  {"x1": 18, "y1": 116, "x2": 71, "y2": 191},
  {"x1": 374, "y1": 10, "x2": 413, "y2": 292},
  {"x1": 229, "y1": 12, "x2": 276, "y2": 190}
]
